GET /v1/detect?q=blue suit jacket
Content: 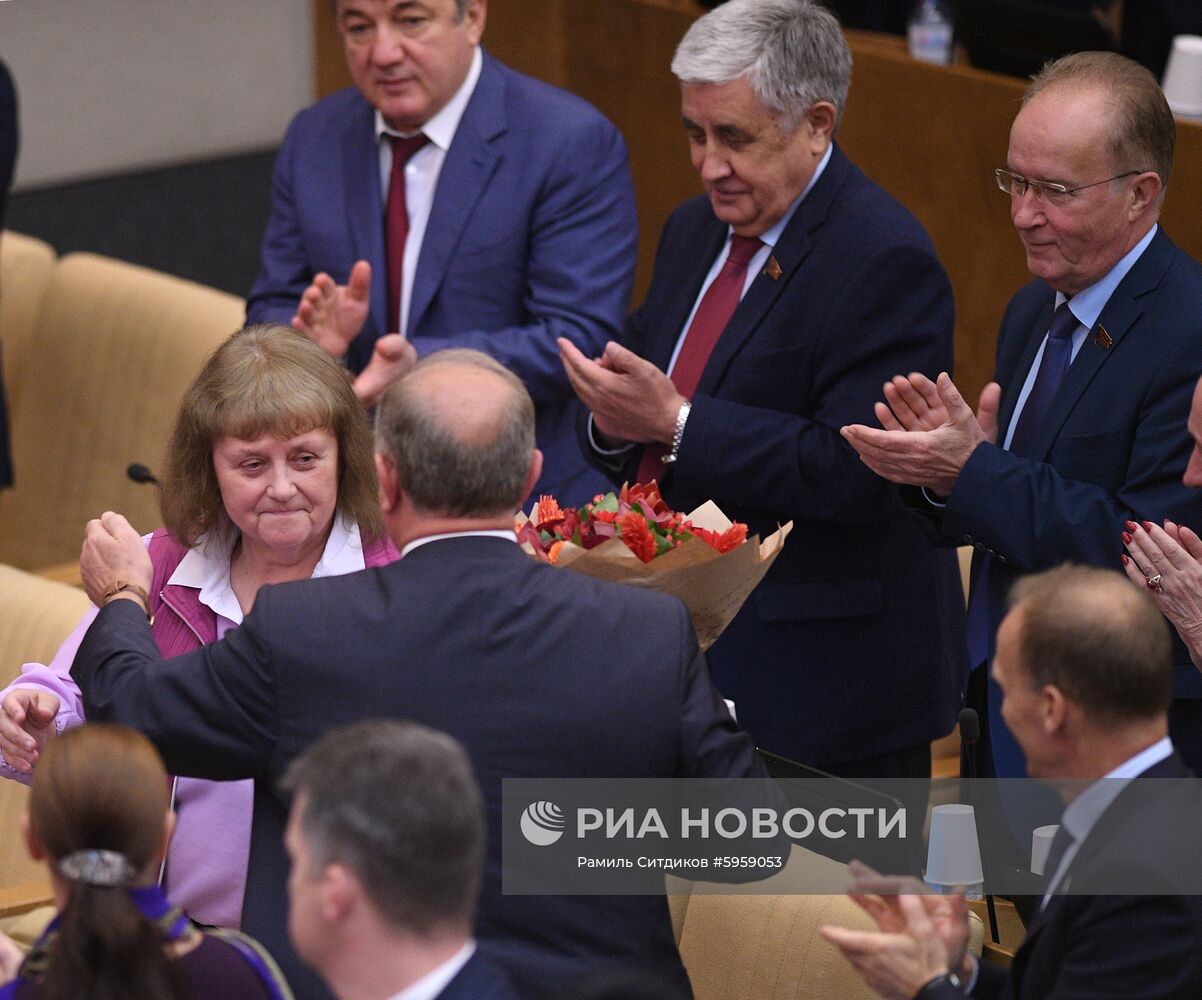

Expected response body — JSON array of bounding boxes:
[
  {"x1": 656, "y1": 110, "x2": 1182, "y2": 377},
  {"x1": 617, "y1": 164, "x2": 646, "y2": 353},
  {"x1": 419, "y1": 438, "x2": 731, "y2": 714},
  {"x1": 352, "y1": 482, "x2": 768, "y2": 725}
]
[
  {"x1": 72, "y1": 537, "x2": 767, "y2": 1000},
  {"x1": 912, "y1": 228, "x2": 1202, "y2": 775},
  {"x1": 246, "y1": 52, "x2": 636, "y2": 504},
  {"x1": 585, "y1": 145, "x2": 967, "y2": 767}
]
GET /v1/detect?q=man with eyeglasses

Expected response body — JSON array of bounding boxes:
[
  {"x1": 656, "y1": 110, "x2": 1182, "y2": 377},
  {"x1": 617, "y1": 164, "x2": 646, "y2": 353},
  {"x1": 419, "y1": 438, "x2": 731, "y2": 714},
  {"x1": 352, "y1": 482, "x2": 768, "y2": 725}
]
[{"x1": 843, "y1": 51, "x2": 1202, "y2": 789}]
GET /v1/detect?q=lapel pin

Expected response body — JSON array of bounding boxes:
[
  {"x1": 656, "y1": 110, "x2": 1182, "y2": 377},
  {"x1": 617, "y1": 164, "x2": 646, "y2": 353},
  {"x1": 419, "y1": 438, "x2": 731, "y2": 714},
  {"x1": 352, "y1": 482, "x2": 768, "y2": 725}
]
[
  {"x1": 1094, "y1": 324, "x2": 1113, "y2": 350},
  {"x1": 764, "y1": 255, "x2": 782, "y2": 281}
]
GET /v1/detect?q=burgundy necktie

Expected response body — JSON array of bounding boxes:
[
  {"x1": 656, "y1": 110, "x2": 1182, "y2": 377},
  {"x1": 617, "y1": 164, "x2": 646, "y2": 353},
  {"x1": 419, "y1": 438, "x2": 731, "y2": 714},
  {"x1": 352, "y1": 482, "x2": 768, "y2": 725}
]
[
  {"x1": 635, "y1": 235, "x2": 763, "y2": 485},
  {"x1": 385, "y1": 133, "x2": 430, "y2": 334}
]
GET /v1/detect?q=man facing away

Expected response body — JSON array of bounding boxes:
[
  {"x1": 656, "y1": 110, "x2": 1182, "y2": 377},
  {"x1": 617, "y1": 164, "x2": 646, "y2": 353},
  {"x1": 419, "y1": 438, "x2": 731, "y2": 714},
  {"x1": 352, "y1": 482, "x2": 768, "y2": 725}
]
[
  {"x1": 822, "y1": 565, "x2": 1202, "y2": 999},
  {"x1": 284, "y1": 719, "x2": 518, "y2": 1000},
  {"x1": 30, "y1": 349, "x2": 767, "y2": 1000},
  {"x1": 247, "y1": 0, "x2": 636, "y2": 503},
  {"x1": 563, "y1": 0, "x2": 965, "y2": 784}
]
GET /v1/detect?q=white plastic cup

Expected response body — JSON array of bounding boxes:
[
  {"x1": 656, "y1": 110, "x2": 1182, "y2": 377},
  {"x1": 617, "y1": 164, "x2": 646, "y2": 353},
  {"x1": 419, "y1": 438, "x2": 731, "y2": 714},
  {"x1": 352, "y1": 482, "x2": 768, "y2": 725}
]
[
  {"x1": 1163, "y1": 35, "x2": 1202, "y2": 118},
  {"x1": 925, "y1": 803, "x2": 984, "y2": 895},
  {"x1": 1030, "y1": 824, "x2": 1059, "y2": 877}
]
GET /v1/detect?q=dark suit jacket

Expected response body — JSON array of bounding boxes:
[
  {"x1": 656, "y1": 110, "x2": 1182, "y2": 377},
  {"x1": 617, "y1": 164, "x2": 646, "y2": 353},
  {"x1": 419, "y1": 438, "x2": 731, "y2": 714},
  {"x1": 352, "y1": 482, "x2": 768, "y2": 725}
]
[
  {"x1": 929, "y1": 753, "x2": 1202, "y2": 999},
  {"x1": 438, "y1": 949, "x2": 519, "y2": 1000},
  {"x1": 585, "y1": 144, "x2": 966, "y2": 767},
  {"x1": 0, "y1": 60, "x2": 16, "y2": 489},
  {"x1": 72, "y1": 537, "x2": 766, "y2": 1000},
  {"x1": 911, "y1": 227, "x2": 1202, "y2": 774},
  {"x1": 245, "y1": 51, "x2": 635, "y2": 504}
]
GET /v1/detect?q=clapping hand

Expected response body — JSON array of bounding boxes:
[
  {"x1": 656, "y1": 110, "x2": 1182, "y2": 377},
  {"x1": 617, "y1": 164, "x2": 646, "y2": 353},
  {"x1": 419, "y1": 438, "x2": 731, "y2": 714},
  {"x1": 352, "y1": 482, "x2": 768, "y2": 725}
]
[
  {"x1": 842, "y1": 373, "x2": 1001, "y2": 497},
  {"x1": 818, "y1": 861, "x2": 971, "y2": 1000},
  {"x1": 1123, "y1": 518, "x2": 1202, "y2": 671},
  {"x1": 291, "y1": 260, "x2": 372, "y2": 358}
]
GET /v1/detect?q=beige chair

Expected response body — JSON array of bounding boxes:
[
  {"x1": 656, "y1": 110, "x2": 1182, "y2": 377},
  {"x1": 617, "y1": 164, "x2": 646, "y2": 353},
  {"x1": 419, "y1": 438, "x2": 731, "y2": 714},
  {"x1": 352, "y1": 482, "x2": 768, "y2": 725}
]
[
  {"x1": 0, "y1": 563, "x2": 92, "y2": 940},
  {"x1": 0, "y1": 249, "x2": 244, "y2": 570},
  {"x1": 0, "y1": 232, "x2": 57, "y2": 423},
  {"x1": 670, "y1": 848, "x2": 984, "y2": 999}
]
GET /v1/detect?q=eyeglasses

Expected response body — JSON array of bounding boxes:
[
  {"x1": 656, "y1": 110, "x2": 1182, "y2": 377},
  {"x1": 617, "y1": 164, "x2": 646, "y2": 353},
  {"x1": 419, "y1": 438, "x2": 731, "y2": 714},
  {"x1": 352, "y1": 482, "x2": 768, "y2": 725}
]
[{"x1": 994, "y1": 168, "x2": 1143, "y2": 207}]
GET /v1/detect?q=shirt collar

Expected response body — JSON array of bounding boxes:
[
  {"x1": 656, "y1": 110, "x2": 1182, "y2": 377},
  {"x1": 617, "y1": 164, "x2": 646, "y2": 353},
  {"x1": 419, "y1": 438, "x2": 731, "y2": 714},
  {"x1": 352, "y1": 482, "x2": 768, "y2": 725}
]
[
  {"x1": 738, "y1": 143, "x2": 833, "y2": 251},
  {"x1": 375, "y1": 46, "x2": 483, "y2": 151},
  {"x1": 1054, "y1": 223, "x2": 1157, "y2": 326},
  {"x1": 1060, "y1": 735, "x2": 1174, "y2": 845},
  {"x1": 389, "y1": 941, "x2": 476, "y2": 1000},
  {"x1": 168, "y1": 513, "x2": 367, "y2": 623},
  {"x1": 401, "y1": 528, "x2": 517, "y2": 558}
]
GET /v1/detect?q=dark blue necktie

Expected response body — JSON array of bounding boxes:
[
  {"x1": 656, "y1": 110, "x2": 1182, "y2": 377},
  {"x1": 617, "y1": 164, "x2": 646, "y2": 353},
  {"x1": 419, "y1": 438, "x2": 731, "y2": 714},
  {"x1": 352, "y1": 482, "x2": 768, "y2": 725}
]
[
  {"x1": 966, "y1": 302, "x2": 1079, "y2": 666},
  {"x1": 1007, "y1": 302, "x2": 1079, "y2": 458}
]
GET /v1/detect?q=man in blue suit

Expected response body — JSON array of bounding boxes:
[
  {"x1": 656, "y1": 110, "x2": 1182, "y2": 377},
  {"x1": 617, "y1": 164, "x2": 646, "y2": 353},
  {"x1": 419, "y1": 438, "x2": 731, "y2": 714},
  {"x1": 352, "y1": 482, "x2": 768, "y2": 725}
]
[
  {"x1": 843, "y1": 52, "x2": 1202, "y2": 785},
  {"x1": 563, "y1": 0, "x2": 966, "y2": 783},
  {"x1": 246, "y1": 0, "x2": 636, "y2": 505},
  {"x1": 284, "y1": 720, "x2": 519, "y2": 1000}
]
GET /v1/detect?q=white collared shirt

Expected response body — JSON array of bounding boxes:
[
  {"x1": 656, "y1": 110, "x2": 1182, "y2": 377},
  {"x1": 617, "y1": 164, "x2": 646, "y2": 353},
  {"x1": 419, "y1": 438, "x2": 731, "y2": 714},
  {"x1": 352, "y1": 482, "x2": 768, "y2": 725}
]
[
  {"x1": 1042, "y1": 735, "x2": 1174, "y2": 901},
  {"x1": 1002, "y1": 224, "x2": 1158, "y2": 451},
  {"x1": 375, "y1": 46, "x2": 484, "y2": 336},
  {"x1": 401, "y1": 528, "x2": 516, "y2": 559},
  {"x1": 166, "y1": 512, "x2": 368, "y2": 628},
  {"x1": 386, "y1": 941, "x2": 476, "y2": 1000}
]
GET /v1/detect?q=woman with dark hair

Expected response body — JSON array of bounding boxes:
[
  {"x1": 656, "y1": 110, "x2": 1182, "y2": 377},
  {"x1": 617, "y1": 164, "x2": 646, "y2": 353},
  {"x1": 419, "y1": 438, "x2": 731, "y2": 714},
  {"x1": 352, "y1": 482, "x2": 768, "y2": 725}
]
[
  {"x1": 0, "y1": 723, "x2": 291, "y2": 1000},
  {"x1": 0, "y1": 324, "x2": 398, "y2": 928}
]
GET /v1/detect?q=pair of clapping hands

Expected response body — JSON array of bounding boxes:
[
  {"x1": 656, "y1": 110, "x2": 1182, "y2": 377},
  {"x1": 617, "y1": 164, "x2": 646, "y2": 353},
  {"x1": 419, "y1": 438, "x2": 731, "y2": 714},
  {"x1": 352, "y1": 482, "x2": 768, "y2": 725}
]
[
  {"x1": 0, "y1": 513, "x2": 150, "y2": 774},
  {"x1": 820, "y1": 861, "x2": 975, "y2": 1000}
]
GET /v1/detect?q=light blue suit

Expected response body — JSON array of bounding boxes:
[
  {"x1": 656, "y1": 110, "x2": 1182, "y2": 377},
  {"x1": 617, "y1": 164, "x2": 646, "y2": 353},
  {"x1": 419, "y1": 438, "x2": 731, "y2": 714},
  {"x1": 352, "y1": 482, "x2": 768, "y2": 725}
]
[{"x1": 247, "y1": 51, "x2": 636, "y2": 504}]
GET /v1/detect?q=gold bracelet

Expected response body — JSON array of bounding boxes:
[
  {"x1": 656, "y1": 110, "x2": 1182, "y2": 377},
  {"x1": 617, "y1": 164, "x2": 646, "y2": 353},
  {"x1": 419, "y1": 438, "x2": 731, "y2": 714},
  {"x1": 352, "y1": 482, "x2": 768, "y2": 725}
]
[{"x1": 100, "y1": 581, "x2": 154, "y2": 626}]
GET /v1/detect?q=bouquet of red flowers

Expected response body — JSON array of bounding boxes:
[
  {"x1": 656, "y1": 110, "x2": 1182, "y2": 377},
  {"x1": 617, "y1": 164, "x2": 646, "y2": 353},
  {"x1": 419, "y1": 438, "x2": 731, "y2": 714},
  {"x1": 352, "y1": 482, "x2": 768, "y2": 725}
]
[
  {"x1": 516, "y1": 482, "x2": 790, "y2": 650},
  {"x1": 516, "y1": 482, "x2": 747, "y2": 565}
]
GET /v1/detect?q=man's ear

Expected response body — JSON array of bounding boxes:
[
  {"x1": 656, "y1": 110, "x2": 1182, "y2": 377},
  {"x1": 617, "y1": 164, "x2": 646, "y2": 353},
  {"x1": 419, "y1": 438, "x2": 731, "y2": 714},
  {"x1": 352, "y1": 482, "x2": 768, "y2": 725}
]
[
  {"x1": 803, "y1": 101, "x2": 837, "y2": 147},
  {"x1": 519, "y1": 449, "x2": 544, "y2": 510},
  {"x1": 376, "y1": 453, "x2": 400, "y2": 515},
  {"x1": 1128, "y1": 170, "x2": 1163, "y2": 219},
  {"x1": 321, "y1": 862, "x2": 361, "y2": 924},
  {"x1": 1041, "y1": 684, "x2": 1069, "y2": 734}
]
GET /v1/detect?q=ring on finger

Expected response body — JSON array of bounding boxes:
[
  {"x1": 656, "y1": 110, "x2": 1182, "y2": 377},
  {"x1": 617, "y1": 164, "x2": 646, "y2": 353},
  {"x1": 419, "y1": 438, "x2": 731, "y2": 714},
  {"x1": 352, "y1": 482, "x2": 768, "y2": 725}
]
[{"x1": 1148, "y1": 573, "x2": 1165, "y2": 595}]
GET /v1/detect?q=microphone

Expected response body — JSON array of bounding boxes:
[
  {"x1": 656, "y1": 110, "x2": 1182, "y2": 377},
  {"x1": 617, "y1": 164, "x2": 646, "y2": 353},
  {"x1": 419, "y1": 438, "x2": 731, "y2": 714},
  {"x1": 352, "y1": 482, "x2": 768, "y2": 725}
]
[
  {"x1": 958, "y1": 707, "x2": 999, "y2": 942},
  {"x1": 958, "y1": 707, "x2": 980, "y2": 749},
  {"x1": 127, "y1": 463, "x2": 159, "y2": 486}
]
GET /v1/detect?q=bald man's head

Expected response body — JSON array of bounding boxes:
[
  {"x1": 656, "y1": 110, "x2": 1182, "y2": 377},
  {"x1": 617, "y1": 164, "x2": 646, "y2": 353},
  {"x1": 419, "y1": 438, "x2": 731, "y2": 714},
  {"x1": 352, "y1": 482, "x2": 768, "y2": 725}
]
[{"x1": 376, "y1": 350, "x2": 536, "y2": 517}]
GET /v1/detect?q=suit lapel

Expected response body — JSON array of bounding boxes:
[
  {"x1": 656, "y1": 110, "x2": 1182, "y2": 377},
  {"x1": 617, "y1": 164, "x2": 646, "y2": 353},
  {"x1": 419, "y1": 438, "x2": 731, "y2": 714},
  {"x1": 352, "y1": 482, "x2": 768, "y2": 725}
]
[
  {"x1": 694, "y1": 145, "x2": 849, "y2": 397},
  {"x1": 1008, "y1": 751, "x2": 1188, "y2": 992},
  {"x1": 342, "y1": 99, "x2": 389, "y2": 336},
  {"x1": 997, "y1": 297, "x2": 1055, "y2": 443},
  {"x1": 408, "y1": 52, "x2": 504, "y2": 336},
  {"x1": 1020, "y1": 228, "x2": 1172, "y2": 462},
  {"x1": 646, "y1": 221, "x2": 728, "y2": 373}
]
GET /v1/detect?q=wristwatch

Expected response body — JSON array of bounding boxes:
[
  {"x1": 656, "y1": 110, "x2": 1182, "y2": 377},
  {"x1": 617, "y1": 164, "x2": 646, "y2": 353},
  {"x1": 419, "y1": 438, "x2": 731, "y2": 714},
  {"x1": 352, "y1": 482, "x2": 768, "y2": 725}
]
[
  {"x1": 914, "y1": 970, "x2": 964, "y2": 998},
  {"x1": 100, "y1": 581, "x2": 154, "y2": 625}
]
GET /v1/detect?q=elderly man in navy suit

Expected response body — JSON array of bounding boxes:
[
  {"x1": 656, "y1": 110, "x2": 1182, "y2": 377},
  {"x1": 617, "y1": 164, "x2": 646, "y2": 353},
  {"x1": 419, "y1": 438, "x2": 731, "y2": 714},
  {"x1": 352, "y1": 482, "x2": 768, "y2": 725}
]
[
  {"x1": 563, "y1": 0, "x2": 965, "y2": 784},
  {"x1": 843, "y1": 52, "x2": 1202, "y2": 785},
  {"x1": 247, "y1": 0, "x2": 636, "y2": 505}
]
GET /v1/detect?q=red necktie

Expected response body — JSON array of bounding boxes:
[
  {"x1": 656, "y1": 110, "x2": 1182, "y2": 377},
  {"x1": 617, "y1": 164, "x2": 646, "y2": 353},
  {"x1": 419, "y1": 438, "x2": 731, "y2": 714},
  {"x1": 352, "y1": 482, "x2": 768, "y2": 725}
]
[
  {"x1": 385, "y1": 133, "x2": 430, "y2": 334},
  {"x1": 635, "y1": 234, "x2": 763, "y2": 485}
]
